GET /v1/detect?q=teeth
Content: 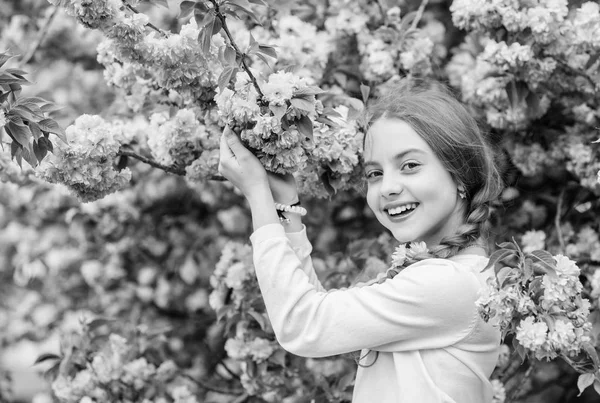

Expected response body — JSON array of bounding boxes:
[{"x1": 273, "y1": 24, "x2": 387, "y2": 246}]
[{"x1": 387, "y1": 203, "x2": 418, "y2": 216}]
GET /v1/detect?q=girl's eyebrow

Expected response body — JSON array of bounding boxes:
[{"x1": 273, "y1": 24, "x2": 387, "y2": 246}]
[{"x1": 363, "y1": 148, "x2": 426, "y2": 168}]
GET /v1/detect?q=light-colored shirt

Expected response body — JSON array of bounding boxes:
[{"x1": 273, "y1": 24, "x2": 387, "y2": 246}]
[{"x1": 250, "y1": 224, "x2": 501, "y2": 403}]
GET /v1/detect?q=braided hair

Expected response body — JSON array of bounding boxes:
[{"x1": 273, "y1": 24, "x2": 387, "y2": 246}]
[{"x1": 365, "y1": 78, "x2": 504, "y2": 278}]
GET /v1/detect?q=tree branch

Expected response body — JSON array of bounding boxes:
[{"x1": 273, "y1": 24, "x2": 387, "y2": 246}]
[
  {"x1": 123, "y1": 1, "x2": 168, "y2": 37},
  {"x1": 19, "y1": 6, "x2": 59, "y2": 66},
  {"x1": 555, "y1": 188, "x2": 566, "y2": 253},
  {"x1": 117, "y1": 149, "x2": 226, "y2": 181},
  {"x1": 209, "y1": 0, "x2": 266, "y2": 102},
  {"x1": 118, "y1": 149, "x2": 186, "y2": 175},
  {"x1": 506, "y1": 361, "x2": 535, "y2": 403},
  {"x1": 410, "y1": 0, "x2": 430, "y2": 31},
  {"x1": 181, "y1": 373, "x2": 245, "y2": 395}
]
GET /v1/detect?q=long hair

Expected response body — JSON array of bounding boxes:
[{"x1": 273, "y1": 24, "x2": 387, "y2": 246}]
[{"x1": 366, "y1": 78, "x2": 504, "y2": 274}]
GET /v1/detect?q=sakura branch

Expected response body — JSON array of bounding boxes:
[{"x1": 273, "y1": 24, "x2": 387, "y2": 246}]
[
  {"x1": 208, "y1": 0, "x2": 266, "y2": 102},
  {"x1": 122, "y1": 1, "x2": 168, "y2": 38},
  {"x1": 410, "y1": 0, "x2": 430, "y2": 31},
  {"x1": 20, "y1": 6, "x2": 59, "y2": 66}
]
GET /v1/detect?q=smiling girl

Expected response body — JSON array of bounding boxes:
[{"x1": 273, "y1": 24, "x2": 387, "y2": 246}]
[{"x1": 218, "y1": 78, "x2": 504, "y2": 403}]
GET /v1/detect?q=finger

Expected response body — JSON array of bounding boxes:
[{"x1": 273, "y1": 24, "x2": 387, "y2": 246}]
[
  {"x1": 220, "y1": 130, "x2": 234, "y2": 160},
  {"x1": 223, "y1": 126, "x2": 250, "y2": 157}
]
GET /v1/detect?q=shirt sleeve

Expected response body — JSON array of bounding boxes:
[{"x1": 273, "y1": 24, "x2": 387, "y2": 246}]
[
  {"x1": 250, "y1": 224, "x2": 481, "y2": 358},
  {"x1": 284, "y1": 225, "x2": 325, "y2": 293}
]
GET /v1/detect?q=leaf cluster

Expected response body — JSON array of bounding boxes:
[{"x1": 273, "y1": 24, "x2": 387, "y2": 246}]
[{"x1": 0, "y1": 52, "x2": 65, "y2": 168}]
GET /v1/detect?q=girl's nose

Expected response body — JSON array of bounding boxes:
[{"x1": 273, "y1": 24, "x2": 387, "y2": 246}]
[{"x1": 379, "y1": 172, "x2": 403, "y2": 197}]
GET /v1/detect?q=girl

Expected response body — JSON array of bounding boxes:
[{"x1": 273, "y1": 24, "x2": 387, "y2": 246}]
[{"x1": 218, "y1": 79, "x2": 504, "y2": 403}]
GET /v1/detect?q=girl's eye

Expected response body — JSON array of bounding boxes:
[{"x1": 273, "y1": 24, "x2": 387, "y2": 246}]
[
  {"x1": 402, "y1": 162, "x2": 420, "y2": 171},
  {"x1": 365, "y1": 170, "x2": 382, "y2": 179}
]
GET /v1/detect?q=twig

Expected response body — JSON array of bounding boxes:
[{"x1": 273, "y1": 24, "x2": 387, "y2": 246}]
[
  {"x1": 209, "y1": 0, "x2": 266, "y2": 102},
  {"x1": 118, "y1": 150, "x2": 186, "y2": 175},
  {"x1": 19, "y1": 6, "x2": 59, "y2": 66},
  {"x1": 182, "y1": 373, "x2": 244, "y2": 395},
  {"x1": 123, "y1": 1, "x2": 168, "y2": 37},
  {"x1": 557, "y1": 60, "x2": 597, "y2": 91},
  {"x1": 555, "y1": 188, "x2": 566, "y2": 253},
  {"x1": 218, "y1": 360, "x2": 241, "y2": 379},
  {"x1": 117, "y1": 149, "x2": 226, "y2": 181},
  {"x1": 410, "y1": 0, "x2": 430, "y2": 31},
  {"x1": 506, "y1": 361, "x2": 536, "y2": 403}
]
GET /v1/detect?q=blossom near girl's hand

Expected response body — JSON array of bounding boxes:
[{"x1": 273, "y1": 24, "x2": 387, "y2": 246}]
[{"x1": 218, "y1": 126, "x2": 270, "y2": 201}]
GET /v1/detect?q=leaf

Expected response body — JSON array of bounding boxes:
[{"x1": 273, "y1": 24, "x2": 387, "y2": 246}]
[
  {"x1": 199, "y1": 24, "x2": 214, "y2": 54},
  {"x1": 0, "y1": 91, "x2": 9, "y2": 103},
  {"x1": 293, "y1": 86, "x2": 324, "y2": 97},
  {"x1": 257, "y1": 45, "x2": 277, "y2": 59},
  {"x1": 29, "y1": 121, "x2": 42, "y2": 141},
  {"x1": 11, "y1": 142, "x2": 22, "y2": 168},
  {"x1": 217, "y1": 66, "x2": 236, "y2": 91},
  {"x1": 269, "y1": 104, "x2": 287, "y2": 120},
  {"x1": 178, "y1": 0, "x2": 196, "y2": 18},
  {"x1": 212, "y1": 15, "x2": 222, "y2": 35},
  {"x1": 226, "y1": 3, "x2": 260, "y2": 24},
  {"x1": 247, "y1": 311, "x2": 268, "y2": 331},
  {"x1": 481, "y1": 249, "x2": 516, "y2": 273},
  {"x1": 296, "y1": 115, "x2": 313, "y2": 141},
  {"x1": 578, "y1": 373, "x2": 595, "y2": 396},
  {"x1": 6, "y1": 121, "x2": 31, "y2": 147},
  {"x1": 512, "y1": 336, "x2": 527, "y2": 363},
  {"x1": 247, "y1": 32, "x2": 259, "y2": 54},
  {"x1": 255, "y1": 52, "x2": 273, "y2": 67},
  {"x1": 44, "y1": 361, "x2": 60, "y2": 381},
  {"x1": 360, "y1": 83, "x2": 370, "y2": 104},
  {"x1": 497, "y1": 241, "x2": 519, "y2": 250},
  {"x1": 594, "y1": 379, "x2": 600, "y2": 396},
  {"x1": 315, "y1": 116, "x2": 338, "y2": 127},
  {"x1": 11, "y1": 105, "x2": 44, "y2": 122},
  {"x1": 0, "y1": 53, "x2": 13, "y2": 68},
  {"x1": 87, "y1": 318, "x2": 116, "y2": 332},
  {"x1": 585, "y1": 52, "x2": 600, "y2": 70},
  {"x1": 496, "y1": 266, "x2": 514, "y2": 288},
  {"x1": 582, "y1": 342, "x2": 600, "y2": 368},
  {"x1": 145, "y1": 0, "x2": 169, "y2": 9},
  {"x1": 290, "y1": 97, "x2": 315, "y2": 113},
  {"x1": 37, "y1": 119, "x2": 66, "y2": 142},
  {"x1": 527, "y1": 250, "x2": 555, "y2": 270},
  {"x1": 224, "y1": 45, "x2": 237, "y2": 65},
  {"x1": 34, "y1": 353, "x2": 62, "y2": 365},
  {"x1": 21, "y1": 142, "x2": 37, "y2": 168},
  {"x1": 33, "y1": 139, "x2": 48, "y2": 162},
  {"x1": 195, "y1": 10, "x2": 215, "y2": 29},
  {"x1": 247, "y1": 0, "x2": 267, "y2": 6}
]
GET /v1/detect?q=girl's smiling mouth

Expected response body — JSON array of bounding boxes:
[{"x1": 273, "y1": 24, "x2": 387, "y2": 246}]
[{"x1": 385, "y1": 202, "x2": 419, "y2": 220}]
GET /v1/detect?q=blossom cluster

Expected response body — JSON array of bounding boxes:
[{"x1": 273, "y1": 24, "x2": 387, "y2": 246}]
[
  {"x1": 147, "y1": 109, "x2": 208, "y2": 167},
  {"x1": 355, "y1": 7, "x2": 440, "y2": 82},
  {"x1": 296, "y1": 105, "x2": 364, "y2": 197},
  {"x1": 215, "y1": 71, "x2": 323, "y2": 174},
  {"x1": 477, "y1": 249, "x2": 594, "y2": 363},
  {"x1": 447, "y1": 1, "x2": 600, "y2": 130},
  {"x1": 253, "y1": 14, "x2": 333, "y2": 83},
  {"x1": 36, "y1": 114, "x2": 132, "y2": 202},
  {"x1": 93, "y1": 10, "x2": 222, "y2": 108},
  {"x1": 51, "y1": 323, "x2": 201, "y2": 403}
]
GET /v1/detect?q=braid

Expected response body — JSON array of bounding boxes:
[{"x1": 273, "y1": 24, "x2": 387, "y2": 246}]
[{"x1": 377, "y1": 190, "x2": 492, "y2": 283}]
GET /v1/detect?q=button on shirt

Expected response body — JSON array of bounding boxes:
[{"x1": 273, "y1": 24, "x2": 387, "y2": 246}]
[{"x1": 250, "y1": 224, "x2": 501, "y2": 403}]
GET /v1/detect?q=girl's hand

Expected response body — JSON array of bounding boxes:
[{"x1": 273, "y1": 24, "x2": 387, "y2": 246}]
[
  {"x1": 218, "y1": 126, "x2": 269, "y2": 200},
  {"x1": 267, "y1": 172, "x2": 299, "y2": 205}
]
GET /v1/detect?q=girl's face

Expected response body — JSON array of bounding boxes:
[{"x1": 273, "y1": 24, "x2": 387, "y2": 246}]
[{"x1": 364, "y1": 118, "x2": 466, "y2": 246}]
